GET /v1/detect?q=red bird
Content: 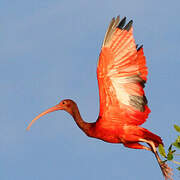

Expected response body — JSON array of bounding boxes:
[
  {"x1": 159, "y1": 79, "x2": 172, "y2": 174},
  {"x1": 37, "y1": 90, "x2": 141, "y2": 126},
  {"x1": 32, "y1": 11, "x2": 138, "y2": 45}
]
[{"x1": 27, "y1": 16, "x2": 172, "y2": 179}]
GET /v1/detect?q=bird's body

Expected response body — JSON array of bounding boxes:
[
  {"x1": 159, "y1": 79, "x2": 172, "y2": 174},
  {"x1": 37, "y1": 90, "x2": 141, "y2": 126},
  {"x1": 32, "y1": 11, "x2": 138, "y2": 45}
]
[
  {"x1": 55, "y1": 99, "x2": 162, "y2": 148},
  {"x1": 27, "y1": 16, "x2": 172, "y2": 179}
]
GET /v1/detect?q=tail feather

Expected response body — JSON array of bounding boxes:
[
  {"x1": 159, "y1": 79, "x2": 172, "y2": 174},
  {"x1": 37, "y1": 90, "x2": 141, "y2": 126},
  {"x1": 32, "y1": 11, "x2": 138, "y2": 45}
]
[{"x1": 142, "y1": 128, "x2": 163, "y2": 147}]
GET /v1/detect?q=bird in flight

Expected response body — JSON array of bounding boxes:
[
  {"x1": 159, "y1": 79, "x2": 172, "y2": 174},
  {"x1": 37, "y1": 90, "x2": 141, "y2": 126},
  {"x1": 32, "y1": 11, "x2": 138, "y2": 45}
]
[{"x1": 27, "y1": 16, "x2": 172, "y2": 180}]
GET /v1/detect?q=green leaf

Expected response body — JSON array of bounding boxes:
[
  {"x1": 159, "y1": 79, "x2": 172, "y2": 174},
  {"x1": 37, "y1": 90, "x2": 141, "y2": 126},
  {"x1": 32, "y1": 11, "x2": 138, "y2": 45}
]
[
  {"x1": 173, "y1": 136, "x2": 180, "y2": 149},
  {"x1": 177, "y1": 136, "x2": 180, "y2": 143},
  {"x1": 167, "y1": 152, "x2": 174, "y2": 160},
  {"x1": 158, "y1": 144, "x2": 166, "y2": 158},
  {"x1": 172, "y1": 141, "x2": 180, "y2": 149},
  {"x1": 168, "y1": 144, "x2": 172, "y2": 152},
  {"x1": 174, "y1": 125, "x2": 180, "y2": 133},
  {"x1": 177, "y1": 166, "x2": 180, "y2": 171}
]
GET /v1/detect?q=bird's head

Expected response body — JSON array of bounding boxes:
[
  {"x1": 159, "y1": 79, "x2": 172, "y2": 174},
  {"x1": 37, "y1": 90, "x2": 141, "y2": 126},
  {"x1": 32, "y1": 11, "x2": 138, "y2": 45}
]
[
  {"x1": 58, "y1": 99, "x2": 77, "y2": 114},
  {"x1": 26, "y1": 99, "x2": 77, "y2": 131}
]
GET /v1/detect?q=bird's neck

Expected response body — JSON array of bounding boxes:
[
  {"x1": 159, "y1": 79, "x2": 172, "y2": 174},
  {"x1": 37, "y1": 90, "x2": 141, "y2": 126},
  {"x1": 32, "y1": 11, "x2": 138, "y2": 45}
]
[{"x1": 71, "y1": 107, "x2": 94, "y2": 136}]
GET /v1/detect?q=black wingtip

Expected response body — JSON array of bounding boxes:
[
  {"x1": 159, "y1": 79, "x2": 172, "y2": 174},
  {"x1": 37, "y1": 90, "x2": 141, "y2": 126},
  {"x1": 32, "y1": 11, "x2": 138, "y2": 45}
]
[
  {"x1": 124, "y1": 20, "x2": 133, "y2": 31},
  {"x1": 137, "y1": 45, "x2": 143, "y2": 51},
  {"x1": 117, "y1": 17, "x2": 126, "y2": 29},
  {"x1": 140, "y1": 79, "x2": 146, "y2": 88}
]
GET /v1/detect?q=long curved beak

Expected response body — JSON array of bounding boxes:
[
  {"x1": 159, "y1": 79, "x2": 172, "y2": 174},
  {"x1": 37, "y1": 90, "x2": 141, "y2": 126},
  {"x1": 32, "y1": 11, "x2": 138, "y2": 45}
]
[{"x1": 26, "y1": 104, "x2": 61, "y2": 131}]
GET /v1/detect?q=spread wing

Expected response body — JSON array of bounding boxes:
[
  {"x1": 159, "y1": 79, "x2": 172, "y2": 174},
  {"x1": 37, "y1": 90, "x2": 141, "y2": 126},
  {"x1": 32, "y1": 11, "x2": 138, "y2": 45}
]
[{"x1": 97, "y1": 16, "x2": 150, "y2": 128}]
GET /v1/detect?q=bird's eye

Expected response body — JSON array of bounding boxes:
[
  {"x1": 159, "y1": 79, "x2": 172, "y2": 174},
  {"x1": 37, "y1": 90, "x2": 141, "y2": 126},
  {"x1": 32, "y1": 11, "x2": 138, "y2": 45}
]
[{"x1": 62, "y1": 101, "x2": 65, "y2": 104}]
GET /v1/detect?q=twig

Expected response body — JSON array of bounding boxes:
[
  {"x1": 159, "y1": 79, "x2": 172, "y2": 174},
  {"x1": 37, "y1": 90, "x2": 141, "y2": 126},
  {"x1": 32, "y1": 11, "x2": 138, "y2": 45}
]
[{"x1": 171, "y1": 160, "x2": 180, "y2": 165}]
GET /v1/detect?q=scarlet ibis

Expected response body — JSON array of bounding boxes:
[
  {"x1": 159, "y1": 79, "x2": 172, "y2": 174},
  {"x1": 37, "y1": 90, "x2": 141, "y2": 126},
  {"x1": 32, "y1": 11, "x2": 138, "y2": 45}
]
[{"x1": 27, "y1": 16, "x2": 172, "y2": 179}]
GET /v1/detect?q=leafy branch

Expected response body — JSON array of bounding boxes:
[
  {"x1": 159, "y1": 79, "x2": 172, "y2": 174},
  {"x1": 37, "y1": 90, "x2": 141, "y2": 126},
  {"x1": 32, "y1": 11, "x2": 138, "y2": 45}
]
[{"x1": 158, "y1": 124, "x2": 180, "y2": 171}]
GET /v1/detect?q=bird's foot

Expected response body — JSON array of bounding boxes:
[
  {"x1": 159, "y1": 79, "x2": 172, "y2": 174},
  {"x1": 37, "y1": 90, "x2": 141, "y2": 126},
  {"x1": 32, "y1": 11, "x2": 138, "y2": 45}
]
[{"x1": 159, "y1": 161, "x2": 173, "y2": 180}]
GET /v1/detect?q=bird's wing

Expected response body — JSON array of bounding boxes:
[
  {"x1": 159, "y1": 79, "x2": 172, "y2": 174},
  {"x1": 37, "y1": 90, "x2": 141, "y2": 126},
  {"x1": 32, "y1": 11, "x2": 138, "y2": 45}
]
[{"x1": 97, "y1": 16, "x2": 150, "y2": 127}]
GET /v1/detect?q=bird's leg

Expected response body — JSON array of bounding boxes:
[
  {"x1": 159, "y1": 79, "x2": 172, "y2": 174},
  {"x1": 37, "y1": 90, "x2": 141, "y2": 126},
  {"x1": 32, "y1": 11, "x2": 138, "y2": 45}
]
[
  {"x1": 139, "y1": 138, "x2": 173, "y2": 180},
  {"x1": 123, "y1": 142, "x2": 151, "y2": 151}
]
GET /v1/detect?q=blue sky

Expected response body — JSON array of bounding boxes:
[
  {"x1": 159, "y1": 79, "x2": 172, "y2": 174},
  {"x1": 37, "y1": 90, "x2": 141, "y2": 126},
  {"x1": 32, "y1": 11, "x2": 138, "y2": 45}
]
[{"x1": 1, "y1": 0, "x2": 180, "y2": 179}]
